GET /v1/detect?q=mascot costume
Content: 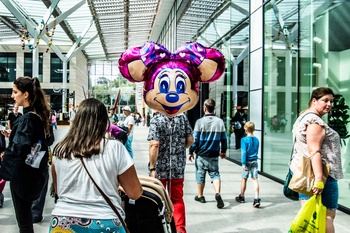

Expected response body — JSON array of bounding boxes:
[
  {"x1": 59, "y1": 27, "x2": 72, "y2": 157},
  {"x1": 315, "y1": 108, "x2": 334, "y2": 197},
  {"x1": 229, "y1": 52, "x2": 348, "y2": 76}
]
[{"x1": 118, "y1": 42, "x2": 225, "y2": 117}]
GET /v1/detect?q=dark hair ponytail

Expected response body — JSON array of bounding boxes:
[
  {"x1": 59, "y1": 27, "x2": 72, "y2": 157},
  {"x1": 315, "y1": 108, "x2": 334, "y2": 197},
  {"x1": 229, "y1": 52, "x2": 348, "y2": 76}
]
[{"x1": 14, "y1": 77, "x2": 51, "y2": 136}]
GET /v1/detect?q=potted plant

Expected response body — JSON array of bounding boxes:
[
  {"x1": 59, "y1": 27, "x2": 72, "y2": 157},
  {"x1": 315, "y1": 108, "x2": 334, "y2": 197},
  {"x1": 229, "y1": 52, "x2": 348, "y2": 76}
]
[{"x1": 328, "y1": 94, "x2": 350, "y2": 146}]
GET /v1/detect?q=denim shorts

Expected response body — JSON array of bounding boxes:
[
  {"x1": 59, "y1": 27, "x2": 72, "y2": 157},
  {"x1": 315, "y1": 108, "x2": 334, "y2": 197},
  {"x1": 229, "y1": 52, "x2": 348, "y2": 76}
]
[
  {"x1": 298, "y1": 176, "x2": 338, "y2": 210},
  {"x1": 241, "y1": 160, "x2": 258, "y2": 179},
  {"x1": 195, "y1": 156, "x2": 220, "y2": 184}
]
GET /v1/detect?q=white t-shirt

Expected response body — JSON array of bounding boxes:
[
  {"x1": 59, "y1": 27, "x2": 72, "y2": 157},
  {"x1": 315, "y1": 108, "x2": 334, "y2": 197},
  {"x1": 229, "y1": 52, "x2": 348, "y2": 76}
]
[
  {"x1": 124, "y1": 115, "x2": 134, "y2": 137},
  {"x1": 51, "y1": 139, "x2": 133, "y2": 219}
]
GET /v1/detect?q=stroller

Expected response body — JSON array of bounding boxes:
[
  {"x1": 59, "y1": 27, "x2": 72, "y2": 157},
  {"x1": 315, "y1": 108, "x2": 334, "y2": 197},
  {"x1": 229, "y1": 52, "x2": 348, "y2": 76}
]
[{"x1": 120, "y1": 176, "x2": 176, "y2": 233}]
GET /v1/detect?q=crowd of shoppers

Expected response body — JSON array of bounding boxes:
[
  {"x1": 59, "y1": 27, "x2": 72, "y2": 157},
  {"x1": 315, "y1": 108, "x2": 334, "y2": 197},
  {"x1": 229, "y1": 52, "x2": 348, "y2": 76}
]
[{"x1": 0, "y1": 82, "x2": 345, "y2": 233}]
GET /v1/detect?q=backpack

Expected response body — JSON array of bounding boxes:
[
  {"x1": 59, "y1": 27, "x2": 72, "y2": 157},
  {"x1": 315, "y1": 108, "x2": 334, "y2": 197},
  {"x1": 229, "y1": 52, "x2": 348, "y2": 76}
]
[
  {"x1": 0, "y1": 133, "x2": 5, "y2": 153},
  {"x1": 119, "y1": 124, "x2": 129, "y2": 134},
  {"x1": 233, "y1": 121, "x2": 241, "y2": 130}
]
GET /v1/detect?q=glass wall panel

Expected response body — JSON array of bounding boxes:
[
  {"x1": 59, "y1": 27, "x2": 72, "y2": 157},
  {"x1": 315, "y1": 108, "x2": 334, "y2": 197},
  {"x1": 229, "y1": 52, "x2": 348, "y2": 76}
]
[
  {"x1": 215, "y1": 2, "x2": 250, "y2": 159},
  {"x1": 263, "y1": 0, "x2": 299, "y2": 179},
  {"x1": 24, "y1": 53, "x2": 43, "y2": 81},
  {"x1": 264, "y1": 0, "x2": 350, "y2": 211},
  {"x1": 50, "y1": 53, "x2": 69, "y2": 83},
  {"x1": 0, "y1": 53, "x2": 16, "y2": 82}
]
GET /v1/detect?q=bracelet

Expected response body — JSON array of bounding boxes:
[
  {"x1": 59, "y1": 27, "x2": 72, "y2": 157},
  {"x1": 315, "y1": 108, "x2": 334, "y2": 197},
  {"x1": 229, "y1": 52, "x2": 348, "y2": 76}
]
[
  {"x1": 313, "y1": 181, "x2": 324, "y2": 189},
  {"x1": 149, "y1": 168, "x2": 156, "y2": 172},
  {"x1": 310, "y1": 151, "x2": 320, "y2": 157}
]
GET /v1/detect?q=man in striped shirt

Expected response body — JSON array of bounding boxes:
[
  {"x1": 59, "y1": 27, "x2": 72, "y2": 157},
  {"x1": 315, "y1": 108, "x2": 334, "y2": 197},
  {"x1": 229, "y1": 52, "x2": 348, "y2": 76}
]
[{"x1": 188, "y1": 99, "x2": 227, "y2": 209}]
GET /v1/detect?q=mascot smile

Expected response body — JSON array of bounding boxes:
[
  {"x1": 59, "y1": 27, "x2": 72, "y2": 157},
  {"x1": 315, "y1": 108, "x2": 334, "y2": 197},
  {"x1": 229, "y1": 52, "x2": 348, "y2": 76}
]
[{"x1": 118, "y1": 42, "x2": 225, "y2": 117}]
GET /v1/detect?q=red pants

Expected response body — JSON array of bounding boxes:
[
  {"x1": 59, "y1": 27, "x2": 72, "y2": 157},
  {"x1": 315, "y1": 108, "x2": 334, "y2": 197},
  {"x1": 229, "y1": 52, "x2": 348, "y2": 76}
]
[{"x1": 160, "y1": 178, "x2": 186, "y2": 233}]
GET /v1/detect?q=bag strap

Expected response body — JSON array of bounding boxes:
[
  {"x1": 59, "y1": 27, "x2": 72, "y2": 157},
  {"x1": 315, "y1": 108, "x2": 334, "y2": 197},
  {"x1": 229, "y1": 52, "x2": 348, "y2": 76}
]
[
  {"x1": 289, "y1": 112, "x2": 319, "y2": 161},
  {"x1": 80, "y1": 158, "x2": 130, "y2": 233}
]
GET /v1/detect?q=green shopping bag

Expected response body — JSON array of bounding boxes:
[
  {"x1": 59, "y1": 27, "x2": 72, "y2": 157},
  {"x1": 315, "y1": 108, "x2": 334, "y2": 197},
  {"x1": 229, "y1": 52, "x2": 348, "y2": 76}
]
[{"x1": 289, "y1": 195, "x2": 326, "y2": 233}]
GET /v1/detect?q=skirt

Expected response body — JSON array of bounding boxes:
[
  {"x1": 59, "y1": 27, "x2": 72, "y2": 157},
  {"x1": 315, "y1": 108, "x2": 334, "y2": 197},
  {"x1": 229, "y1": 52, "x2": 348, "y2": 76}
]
[{"x1": 49, "y1": 216, "x2": 126, "y2": 233}]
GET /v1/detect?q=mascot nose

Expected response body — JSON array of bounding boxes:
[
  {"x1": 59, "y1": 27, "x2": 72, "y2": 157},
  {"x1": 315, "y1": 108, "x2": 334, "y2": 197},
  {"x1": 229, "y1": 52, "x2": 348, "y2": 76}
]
[{"x1": 166, "y1": 93, "x2": 179, "y2": 103}]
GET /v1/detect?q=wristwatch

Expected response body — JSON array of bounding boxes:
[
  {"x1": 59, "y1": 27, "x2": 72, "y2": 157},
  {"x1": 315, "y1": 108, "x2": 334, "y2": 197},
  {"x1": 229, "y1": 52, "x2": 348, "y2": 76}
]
[{"x1": 149, "y1": 167, "x2": 156, "y2": 172}]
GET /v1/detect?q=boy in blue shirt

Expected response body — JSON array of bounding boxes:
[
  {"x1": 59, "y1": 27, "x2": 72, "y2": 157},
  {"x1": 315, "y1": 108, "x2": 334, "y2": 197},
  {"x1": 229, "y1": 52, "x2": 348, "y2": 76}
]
[{"x1": 235, "y1": 121, "x2": 261, "y2": 207}]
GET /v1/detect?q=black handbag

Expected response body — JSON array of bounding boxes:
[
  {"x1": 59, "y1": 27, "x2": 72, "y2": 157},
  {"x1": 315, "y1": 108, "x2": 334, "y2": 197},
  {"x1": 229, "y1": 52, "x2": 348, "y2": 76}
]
[{"x1": 283, "y1": 169, "x2": 299, "y2": 201}]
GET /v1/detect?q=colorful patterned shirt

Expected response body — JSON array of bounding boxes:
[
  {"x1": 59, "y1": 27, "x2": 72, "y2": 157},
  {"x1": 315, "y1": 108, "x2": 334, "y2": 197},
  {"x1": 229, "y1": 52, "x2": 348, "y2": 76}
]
[
  {"x1": 147, "y1": 113, "x2": 193, "y2": 179},
  {"x1": 290, "y1": 112, "x2": 343, "y2": 180}
]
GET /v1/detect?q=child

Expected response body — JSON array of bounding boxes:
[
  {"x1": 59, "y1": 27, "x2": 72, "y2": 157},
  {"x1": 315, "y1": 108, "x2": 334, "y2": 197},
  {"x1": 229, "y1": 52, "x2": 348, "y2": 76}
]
[{"x1": 235, "y1": 121, "x2": 261, "y2": 208}]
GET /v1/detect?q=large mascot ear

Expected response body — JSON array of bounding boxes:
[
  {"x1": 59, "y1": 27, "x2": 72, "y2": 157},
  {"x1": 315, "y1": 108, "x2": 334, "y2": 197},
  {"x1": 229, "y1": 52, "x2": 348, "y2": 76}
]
[
  {"x1": 118, "y1": 47, "x2": 146, "y2": 82},
  {"x1": 175, "y1": 42, "x2": 226, "y2": 83},
  {"x1": 118, "y1": 42, "x2": 171, "y2": 82}
]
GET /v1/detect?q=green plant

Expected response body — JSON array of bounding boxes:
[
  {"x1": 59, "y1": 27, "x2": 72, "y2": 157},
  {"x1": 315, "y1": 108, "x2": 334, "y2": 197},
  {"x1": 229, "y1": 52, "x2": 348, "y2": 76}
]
[{"x1": 328, "y1": 94, "x2": 350, "y2": 146}]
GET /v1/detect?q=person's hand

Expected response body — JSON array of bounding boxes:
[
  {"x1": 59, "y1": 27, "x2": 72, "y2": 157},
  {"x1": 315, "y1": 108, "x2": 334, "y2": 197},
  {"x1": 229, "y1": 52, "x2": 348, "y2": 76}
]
[
  {"x1": 1, "y1": 129, "x2": 11, "y2": 138},
  {"x1": 0, "y1": 152, "x2": 4, "y2": 159},
  {"x1": 219, "y1": 153, "x2": 226, "y2": 159},
  {"x1": 188, "y1": 154, "x2": 194, "y2": 162},
  {"x1": 149, "y1": 170, "x2": 156, "y2": 178},
  {"x1": 242, "y1": 165, "x2": 248, "y2": 171}
]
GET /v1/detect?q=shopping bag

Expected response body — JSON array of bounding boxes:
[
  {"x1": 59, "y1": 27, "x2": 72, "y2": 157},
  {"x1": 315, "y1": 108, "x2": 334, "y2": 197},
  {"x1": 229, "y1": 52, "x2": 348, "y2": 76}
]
[
  {"x1": 289, "y1": 195, "x2": 326, "y2": 233},
  {"x1": 288, "y1": 155, "x2": 329, "y2": 196}
]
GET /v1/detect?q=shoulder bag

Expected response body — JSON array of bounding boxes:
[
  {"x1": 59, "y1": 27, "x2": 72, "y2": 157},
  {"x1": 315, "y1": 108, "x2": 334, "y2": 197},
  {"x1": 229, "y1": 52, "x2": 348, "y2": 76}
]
[
  {"x1": 283, "y1": 151, "x2": 299, "y2": 200},
  {"x1": 80, "y1": 158, "x2": 130, "y2": 233}
]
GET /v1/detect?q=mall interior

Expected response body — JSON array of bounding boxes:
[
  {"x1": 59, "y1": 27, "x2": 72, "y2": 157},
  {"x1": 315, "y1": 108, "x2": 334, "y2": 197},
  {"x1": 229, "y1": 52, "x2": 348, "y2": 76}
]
[{"x1": 0, "y1": 0, "x2": 349, "y2": 214}]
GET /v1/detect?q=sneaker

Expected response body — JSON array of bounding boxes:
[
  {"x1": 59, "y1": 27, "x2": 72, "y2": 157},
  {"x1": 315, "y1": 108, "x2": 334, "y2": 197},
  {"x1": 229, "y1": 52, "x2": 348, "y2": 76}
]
[
  {"x1": 194, "y1": 195, "x2": 206, "y2": 203},
  {"x1": 253, "y1": 198, "x2": 261, "y2": 208},
  {"x1": 0, "y1": 193, "x2": 4, "y2": 207},
  {"x1": 235, "y1": 194, "x2": 245, "y2": 203},
  {"x1": 215, "y1": 193, "x2": 224, "y2": 209}
]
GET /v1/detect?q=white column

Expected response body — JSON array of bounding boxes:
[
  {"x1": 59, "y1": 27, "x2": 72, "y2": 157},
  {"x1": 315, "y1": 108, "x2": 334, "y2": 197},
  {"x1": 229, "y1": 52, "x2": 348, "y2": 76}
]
[
  {"x1": 32, "y1": 47, "x2": 39, "y2": 78},
  {"x1": 285, "y1": 51, "x2": 292, "y2": 131},
  {"x1": 62, "y1": 57, "x2": 68, "y2": 113}
]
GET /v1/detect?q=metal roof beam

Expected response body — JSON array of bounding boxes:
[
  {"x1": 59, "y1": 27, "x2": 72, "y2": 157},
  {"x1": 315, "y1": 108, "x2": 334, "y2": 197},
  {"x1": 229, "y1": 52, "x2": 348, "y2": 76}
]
[
  {"x1": 67, "y1": 19, "x2": 94, "y2": 59},
  {"x1": 68, "y1": 33, "x2": 98, "y2": 61},
  {"x1": 236, "y1": 45, "x2": 249, "y2": 64},
  {"x1": 41, "y1": 0, "x2": 59, "y2": 29},
  {"x1": 0, "y1": 16, "x2": 21, "y2": 36},
  {"x1": 42, "y1": 0, "x2": 86, "y2": 43},
  {"x1": 271, "y1": 0, "x2": 290, "y2": 48},
  {"x1": 230, "y1": 2, "x2": 249, "y2": 16},
  {"x1": 44, "y1": 0, "x2": 85, "y2": 33},
  {"x1": 124, "y1": 0, "x2": 129, "y2": 50},
  {"x1": 193, "y1": 1, "x2": 230, "y2": 41},
  {"x1": 1, "y1": 0, "x2": 64, "y2": 59},
  {"x1": 199, "y1": 35, "x2": 213, "y2": 45},
  {"x1": 87, "y1": 0, "x2": 107, "y2": 60}
]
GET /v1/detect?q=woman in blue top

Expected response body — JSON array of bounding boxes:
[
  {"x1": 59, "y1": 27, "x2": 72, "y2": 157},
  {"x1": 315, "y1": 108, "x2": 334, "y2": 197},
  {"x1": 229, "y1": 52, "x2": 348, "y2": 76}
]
[{"x1": 235, "y1": 121, "x2": 261, "y2": 208}]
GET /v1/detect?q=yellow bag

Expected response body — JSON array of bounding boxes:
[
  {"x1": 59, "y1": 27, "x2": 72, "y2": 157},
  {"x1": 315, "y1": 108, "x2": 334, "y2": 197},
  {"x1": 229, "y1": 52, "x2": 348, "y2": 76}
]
[{"x1": 289, "y1": 195, "x2": 326, "y2": 233}]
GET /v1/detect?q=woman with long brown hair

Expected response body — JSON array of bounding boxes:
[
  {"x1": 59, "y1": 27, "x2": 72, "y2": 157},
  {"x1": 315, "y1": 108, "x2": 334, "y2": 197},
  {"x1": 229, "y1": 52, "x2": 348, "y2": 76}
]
[{"x1": 50, "y1": 98, "x2": 142, "y2": 233}]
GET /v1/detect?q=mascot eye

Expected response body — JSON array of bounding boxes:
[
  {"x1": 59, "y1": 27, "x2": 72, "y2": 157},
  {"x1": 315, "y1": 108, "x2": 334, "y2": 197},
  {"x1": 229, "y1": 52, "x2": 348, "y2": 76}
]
[
  {"x1": 159, "y1": 76, "x2": 170, "y2": 93},
  {"x1": 176, "y1": 76, "x2": 186, "y2": 94}
]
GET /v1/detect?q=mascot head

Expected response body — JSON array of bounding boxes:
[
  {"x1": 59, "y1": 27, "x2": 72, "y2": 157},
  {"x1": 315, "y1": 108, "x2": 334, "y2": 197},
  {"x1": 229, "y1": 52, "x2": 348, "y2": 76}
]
[{"x1": 118, "y1": 42, "x2": 225, "y2": 117}]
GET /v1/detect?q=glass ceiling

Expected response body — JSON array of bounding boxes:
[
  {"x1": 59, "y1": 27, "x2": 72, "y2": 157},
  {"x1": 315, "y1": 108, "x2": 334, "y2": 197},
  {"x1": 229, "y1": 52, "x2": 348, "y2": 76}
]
[
  {"x1": 0, "y1": 0, "x2": 161, "y2": 61},
  {"x1": 1, "y1": 0, "x2": 330, "y2": 63}
]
